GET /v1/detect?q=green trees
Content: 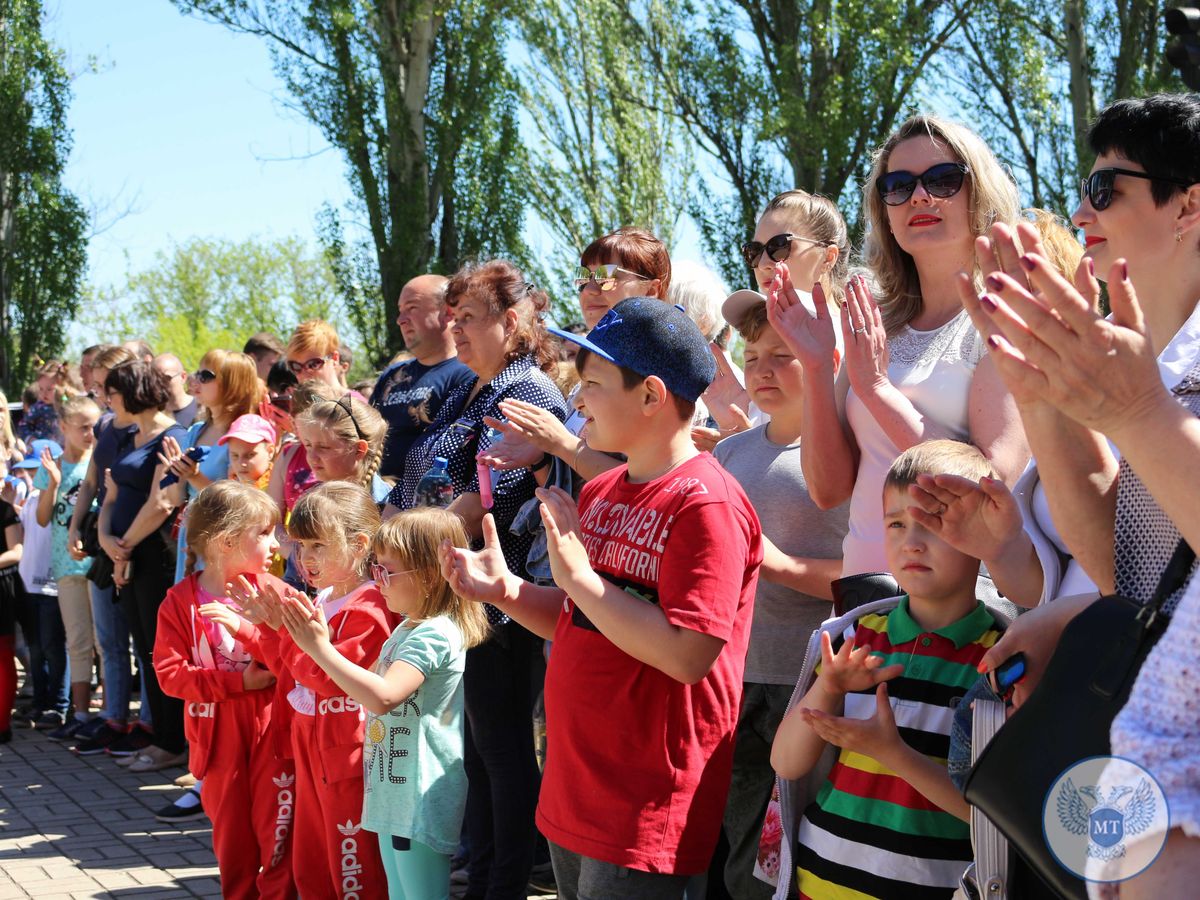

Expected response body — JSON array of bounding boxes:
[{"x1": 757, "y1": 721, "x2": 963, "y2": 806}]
[
  {"x1": 82, "y1": 236, "x2": 344, "y2": 370},
  {"x1": 0, "y1": 0, "x2": 88, "y2": 393}
]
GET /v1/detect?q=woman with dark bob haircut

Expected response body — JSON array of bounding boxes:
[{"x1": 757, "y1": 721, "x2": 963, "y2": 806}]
[
  {"x1": 97, "y1": 360, "x2": 190, "y2": 772},
  {"x1": 385, "y1": 259, "x2": 568, "y2": 899}
]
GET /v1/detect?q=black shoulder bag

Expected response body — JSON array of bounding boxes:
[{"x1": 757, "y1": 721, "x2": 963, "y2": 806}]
[{"x1": 964, "y1": 539, "x2": 1195, "y2": 899}]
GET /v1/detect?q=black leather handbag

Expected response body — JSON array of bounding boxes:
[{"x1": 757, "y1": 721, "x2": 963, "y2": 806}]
[{"x1": 964, "y1": 539, "x2": 1194, "y2": 899}]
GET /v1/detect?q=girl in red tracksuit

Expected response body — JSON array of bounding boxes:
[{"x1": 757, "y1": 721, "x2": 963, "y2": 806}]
[
  {"x1": 154, "y1": 481, "x2": 296, "y2": 900},
  {"x1": 228, "y1": 481, "x2": 395, "y2": 899}
]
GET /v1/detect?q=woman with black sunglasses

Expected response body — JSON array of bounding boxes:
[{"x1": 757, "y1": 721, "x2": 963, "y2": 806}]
[{"x1": 768, "y1": 115, "x2": 1030, "y2": 580}]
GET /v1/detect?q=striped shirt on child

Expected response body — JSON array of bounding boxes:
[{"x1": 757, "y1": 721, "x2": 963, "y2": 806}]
[{"x1": 795, "y1": 596, "x2": 1001, "y2": 899}]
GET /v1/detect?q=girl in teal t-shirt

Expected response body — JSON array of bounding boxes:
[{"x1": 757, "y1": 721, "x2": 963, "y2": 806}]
[{"x1": 280, "y1": 507, "x2": 490, "y2": 900}]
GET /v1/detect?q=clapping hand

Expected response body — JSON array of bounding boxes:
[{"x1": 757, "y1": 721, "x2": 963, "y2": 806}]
[
  {"x1": 278, "y1": 589, "x2": 331, "y2": 653},
  {"x1": 439, "y1": 513, "x2": 517, "y2": 607}
]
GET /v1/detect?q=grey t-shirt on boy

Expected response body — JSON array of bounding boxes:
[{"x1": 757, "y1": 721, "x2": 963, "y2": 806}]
[{"x1": 714, "y1": 426, "x2": 849, "y2": 685}]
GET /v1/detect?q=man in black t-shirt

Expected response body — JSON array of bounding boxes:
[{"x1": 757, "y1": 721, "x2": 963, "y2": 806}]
[{"x1": 370, "y1": 274, "x2": 473, "y2": 478}]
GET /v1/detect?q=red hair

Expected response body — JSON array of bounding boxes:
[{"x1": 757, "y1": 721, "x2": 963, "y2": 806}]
[{"x1": 580, "y1": 227, "x2": 671, "y2": 298}]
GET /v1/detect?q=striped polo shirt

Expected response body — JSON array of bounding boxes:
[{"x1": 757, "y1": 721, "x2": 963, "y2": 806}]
[{"x1": 795, "y1": 596, "x2": 1000, "y2": 899}]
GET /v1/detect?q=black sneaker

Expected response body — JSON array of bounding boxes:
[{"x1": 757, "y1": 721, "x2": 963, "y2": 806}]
[
  {"x1": 47, "y1": 717, "x2": 89, "y2": 742},
  {"x1": 105, "y1": 724, "x2": 152, "y2": 757},
  {"x1": 34, "y1": 710, "x2": 65, "y2": 730},
  {"x1": 12, "y1": 704, "x2": 40, "y2": 725},
  {"x1": 73, "y1": 716, "x2": 109, "y2": 742},
  {"x1": 154, "y1": 788, "x2": 206, "y2": 824},
  {"x1": 74, "y1": 722, "x2": 130, "y2": 756}
]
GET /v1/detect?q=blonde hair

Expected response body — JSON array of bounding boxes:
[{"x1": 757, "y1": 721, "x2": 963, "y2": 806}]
[
  {"x1": 734, "y1": 303, "x2": 772, "y2": 344},
  {"x1": 288, "y1": 481, "x2": 382, "y2": 581},
  {"x1": 198, "y1": 349, "x2": 266, "y2": 426},
  {"x1": 184, "y1": 480, "x2": 279, "y2": 576},
  {"x1": 760, "y1": 189, "x2": 851, "y2": 308},
  {"x1": 372, "y1": 509, "x2": 490, "y2": 649},
  {"x1": 884, "y1": 439, "x2": 999, "y2": 495},
  {"x1": 59, "y1": 394, "x2": 101, "y2": 425},
  {"x1": 864, "y1": 115, "x2": 1020, "y2": 334},
  {"x1": 0, "y1": 391, "x2": 18, "y2": 463},
  {"x1": 294, "y1": 394, "x2": 387, "y2": 488},
  {"x1": 1024, "y1": 208, "x2": 1085, "y2": 281},
  {"x1": 91, "y1": 346, "x2": 137, "y2": 371},
  {"x1": 287, "y1": 320, "x2": 341, "y2": 361}
]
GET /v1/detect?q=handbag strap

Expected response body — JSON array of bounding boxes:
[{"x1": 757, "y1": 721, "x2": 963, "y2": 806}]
[
  {"x1": 969, "y1": 698, "x2": 1009, "y2": 900},
  {"x1": 1141, "y1": 538, "x2": 1196, "y2": 625}
]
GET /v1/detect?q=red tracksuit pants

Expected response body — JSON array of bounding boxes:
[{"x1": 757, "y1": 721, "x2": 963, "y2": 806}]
[
  {"x1": 202, "y1": 705, "x2": 297, "y2": 900},
  {"x1": 291, "y1": 711, "x2": 387, "y2": 898}
]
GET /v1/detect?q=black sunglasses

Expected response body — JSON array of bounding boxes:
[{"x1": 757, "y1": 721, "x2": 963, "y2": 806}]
[
  {"x1": 876, "y1": 162, "x2": 970, "y2": 206},
  {"x1": 192, "y1": 369, "x2": 217, "y2": 384},
  {"x1": 1080, "y1": 167, "x2": 1194, "y2": 211},
  {"x1": 739, "y1": 233, "x2": 832, "y2": 268}
]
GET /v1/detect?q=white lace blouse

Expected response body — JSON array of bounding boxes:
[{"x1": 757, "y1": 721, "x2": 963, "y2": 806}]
[{"x1": 841, "y1": 309, "x2": 985, "y2": 576}]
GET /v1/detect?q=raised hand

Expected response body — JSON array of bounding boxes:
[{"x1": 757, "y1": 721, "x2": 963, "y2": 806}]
[
  {"x1": 158, "y1": 435, "x2": 199, "y2": 482},
  {"x1": 840, "y1": 275, "x2": 891, "y2": 397},
  {"x1": 798, "y1": 683, "x2": 903, "y2": 759},
  {"x1": 816, "y1": 630, "x2": 904, "y2": 697},
  {"x1": 906, "y1": 473, "x2": 1024, "y2": 563},
  {"x1": 478, "y1": 415, "x2": 544, "y2": 471},
  {"x1": 39, "y1": 447, "x2": 61, "y2": 486},
  {"x1": 702, "y1": 344, "x2": 751, "y2": 429},
  {"x1": 765, "y1": 262, "x2": 838, "y2": 370},
  {"x1": 537, "y1": 485, "x2": 592, "y2": 591},
  {"x1": 439, "y1": 513, "x2": 516, "y2": 607},
  {"x1": 494, "y1": 400, "x2": 572, "y2": 456},
  {"x1": 279, "y1": 590, "x2": 329, "y2": 653},
  {"x1": 225, "y1": 575, "x2": 285, "y2": 630}
]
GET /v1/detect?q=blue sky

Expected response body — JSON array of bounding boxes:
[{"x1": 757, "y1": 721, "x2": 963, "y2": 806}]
[{"x1": 49, "y1": 0, "x2": 351, "y2": 293}]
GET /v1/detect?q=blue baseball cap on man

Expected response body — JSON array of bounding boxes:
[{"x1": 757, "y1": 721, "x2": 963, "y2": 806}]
[{"x1": 548, "y1": 297, "x2": 717, "y2": 403}]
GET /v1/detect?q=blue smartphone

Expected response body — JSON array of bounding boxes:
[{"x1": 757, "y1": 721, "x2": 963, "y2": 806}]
[
  {"x1": 159, "y1": 446, "x2": 210, "y2": 488},
  {"x1": 989, "y1": 652, "x2": 1027, "y2": 697}
]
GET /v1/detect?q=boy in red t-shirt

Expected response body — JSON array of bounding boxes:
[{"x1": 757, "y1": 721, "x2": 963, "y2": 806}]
[{"x1": 442, "y1": 298, "x2": 763, "y2": 898}]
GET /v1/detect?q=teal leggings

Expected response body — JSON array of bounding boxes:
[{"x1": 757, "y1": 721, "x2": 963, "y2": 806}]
[{"x1": 377, "y1": 834, "x2": 451, "y2": 900}]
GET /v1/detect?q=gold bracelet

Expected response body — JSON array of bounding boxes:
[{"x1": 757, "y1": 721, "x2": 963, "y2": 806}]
[{"x1": 572, "y1": 438, "x2": 586, "y2": 473}]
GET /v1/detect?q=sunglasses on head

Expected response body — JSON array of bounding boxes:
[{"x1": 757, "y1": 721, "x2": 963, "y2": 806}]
[
  {"x1": 370, "y1": 560, "x2": 417, "y2": 587},
  {"x1": 740, "y1": 233, "x2": 832, "y2": 268},
  {"x1": 288, "y1": 356, "x2": 331, "y2": 375},
  {"x1": 192, "y1": 369, "x2": 217, "y2": 384},
  {"x1": 876, "y1": 162, "x2": 970, "y2": 206},
  {"x1": 1080, "y1": 167, "x2": 1194, "y2": 212},
  {"x1": 573, "y1": 264, "x2": 649, "y2": 293}
]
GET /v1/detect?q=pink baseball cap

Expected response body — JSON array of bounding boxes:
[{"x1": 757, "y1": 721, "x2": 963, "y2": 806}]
[{"x1": 218, "y1": 414, "x2": 277, "y2": 447}]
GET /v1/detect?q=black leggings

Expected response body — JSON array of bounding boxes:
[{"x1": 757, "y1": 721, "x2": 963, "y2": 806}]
[{"x1": 118, "y1": 529, "x2": 185, "y2": 754}]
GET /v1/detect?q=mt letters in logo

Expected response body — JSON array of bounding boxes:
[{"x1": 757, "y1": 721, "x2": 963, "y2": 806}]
[{"x1": 1043, "y1": 756, "x2": 1169, "y2": 883}]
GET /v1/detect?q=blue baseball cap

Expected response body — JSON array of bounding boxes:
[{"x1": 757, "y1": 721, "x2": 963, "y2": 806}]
[
  {"x1": 14, "y1": 439, "x2": 63, "y2": 469},
  {"x1": 549, "y1": 298, "x2": 716, "y2": 403}
]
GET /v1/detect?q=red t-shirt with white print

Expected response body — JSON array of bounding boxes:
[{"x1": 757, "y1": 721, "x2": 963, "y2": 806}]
[{"x1": 536, "y1": 452, "x2": 763, "y2": 875}]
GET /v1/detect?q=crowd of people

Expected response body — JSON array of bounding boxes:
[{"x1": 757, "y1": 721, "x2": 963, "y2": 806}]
[{"x1": 0, "y1": 90, "x2": 1198, "y2": 900}]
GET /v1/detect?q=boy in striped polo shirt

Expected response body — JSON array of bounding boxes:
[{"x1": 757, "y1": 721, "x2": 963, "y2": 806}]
[{"x1": 771, "y1": 440, "x2": 1003, "y2": 899}]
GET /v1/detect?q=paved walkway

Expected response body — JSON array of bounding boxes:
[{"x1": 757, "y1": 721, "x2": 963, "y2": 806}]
[{"x1": 0, "y1": 723, "x2": 558, "y2": 898}]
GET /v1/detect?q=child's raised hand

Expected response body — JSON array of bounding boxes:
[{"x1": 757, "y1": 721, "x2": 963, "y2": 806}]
[
  {"x1": 439, "y1": 513, "x2": 516, "y2": 607},
  {"x1": 536, "y1": 485, "x2": 592, "y2": 591},
  {"x1": 817, "y1": 631, "x2": 904, "y2": 697},
  {"x1": 242, "y1": 661, "x2": 276, "y2": 691},
  {"x1": 198, "y1": 602, "x2": 244, "y2": 637},
  {"x1": 798, "y1": 684, "x2": 904, "y2": 763},
  {"x1": 226, "y1": 575, "x2": 284, "y2": 630},
  {"x1": 279, "y1": 590, "x2": 330, "y2": 652},
  {"x1": 39, "y1": 447, "x2": 61, "y2": 485}
]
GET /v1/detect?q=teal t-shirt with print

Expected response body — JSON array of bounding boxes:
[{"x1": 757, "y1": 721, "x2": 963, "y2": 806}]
[
  {"x1": 34, "y1": 459, "x2": 93, "y2": 579},
  {"x1": 361, "y1": 615, "x2": 467, "y2": 855}
]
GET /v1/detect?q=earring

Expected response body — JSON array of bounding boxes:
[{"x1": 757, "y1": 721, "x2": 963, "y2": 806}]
[{"x1": 1178, "y1": 229, "x2": 1184, "y2": 244}]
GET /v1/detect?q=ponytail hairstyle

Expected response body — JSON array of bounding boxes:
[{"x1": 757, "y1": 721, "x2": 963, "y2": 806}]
[
  {"x1": 287, "y1": 481, "x2": 381, "y2": 581},
  {"x1": 759, "y1": 189, "x2": 851, "y2": 309},
  {"x1": 371, "y1": 508, "x2": 490, "y2": 649},
  {"x1": 294, "y1": 393, "x2": 387, "y2": 488},
  {"x1": 184, "y1": 480, "x2": 279, "y2": 577}
]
